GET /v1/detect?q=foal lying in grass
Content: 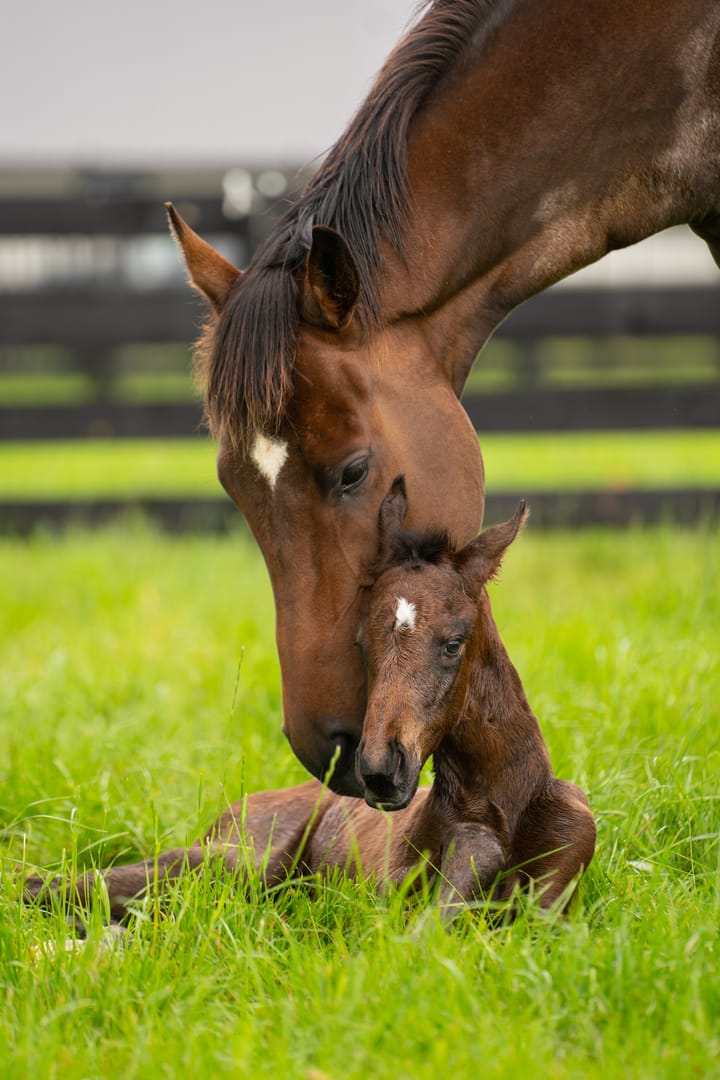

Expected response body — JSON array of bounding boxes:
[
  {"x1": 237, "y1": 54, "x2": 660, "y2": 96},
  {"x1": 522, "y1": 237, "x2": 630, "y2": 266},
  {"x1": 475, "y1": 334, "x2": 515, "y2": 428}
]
[{"x1": 26, "y1": 480, "x2": 595, "y2": 923}]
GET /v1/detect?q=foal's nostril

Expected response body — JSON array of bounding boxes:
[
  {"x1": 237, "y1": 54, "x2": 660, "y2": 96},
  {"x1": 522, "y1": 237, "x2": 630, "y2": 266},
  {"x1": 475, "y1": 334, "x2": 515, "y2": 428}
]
[
  {"x1": 361, "y1": 772, "x2": 401, "y2": 802},
  {"x1": 359, "y1": 741, "x2": 407, "y2": 802}
]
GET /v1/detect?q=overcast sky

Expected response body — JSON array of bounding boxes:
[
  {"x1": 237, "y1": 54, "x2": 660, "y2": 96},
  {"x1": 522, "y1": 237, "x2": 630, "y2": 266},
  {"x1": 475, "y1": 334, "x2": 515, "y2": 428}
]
[{"x1": 2, "y1": 0, "x2": 417, "y2": 167}]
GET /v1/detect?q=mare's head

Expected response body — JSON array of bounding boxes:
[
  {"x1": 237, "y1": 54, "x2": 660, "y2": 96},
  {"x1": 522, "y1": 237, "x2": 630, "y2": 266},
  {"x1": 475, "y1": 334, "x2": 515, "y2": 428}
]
[
  {"x1": 163, "y1": 2, "x2": 498, "y2": 795},
  {"x1": 357, "y1": 478, "x2": 527, "y2": 810},
  {"x1": 167, "y1": 209, "x2": 483, "y2": 796}
]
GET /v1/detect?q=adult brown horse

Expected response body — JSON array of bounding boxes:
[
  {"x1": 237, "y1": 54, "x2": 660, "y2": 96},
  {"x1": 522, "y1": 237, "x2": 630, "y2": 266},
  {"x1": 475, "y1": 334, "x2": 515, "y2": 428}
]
[{"x1": 169, "y1": 0, "x2": 720, "y2": 795}]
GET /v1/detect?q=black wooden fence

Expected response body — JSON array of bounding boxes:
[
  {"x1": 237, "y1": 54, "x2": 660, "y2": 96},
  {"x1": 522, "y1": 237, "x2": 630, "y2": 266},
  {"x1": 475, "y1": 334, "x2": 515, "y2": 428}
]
[
  {"x1": 1, "y1": 171, "x2": 719, "y2": 531},
  {"x1": 2, "y1": 284, "x2": 720, "y2": 440}
]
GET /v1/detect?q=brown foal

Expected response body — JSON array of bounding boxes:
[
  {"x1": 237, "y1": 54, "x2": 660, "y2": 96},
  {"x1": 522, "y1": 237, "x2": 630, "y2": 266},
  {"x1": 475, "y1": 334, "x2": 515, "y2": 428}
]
[{"x1": 26, "y1": 481, "x2": 595, "y2": 923}]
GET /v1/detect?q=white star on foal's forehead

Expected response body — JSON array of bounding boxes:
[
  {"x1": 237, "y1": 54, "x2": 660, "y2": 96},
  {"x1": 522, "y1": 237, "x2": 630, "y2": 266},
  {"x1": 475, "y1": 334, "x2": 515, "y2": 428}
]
[
  {"x1": 250, "y1": 434, "x2": 288, "y2": 491},
  {"x1": 394, "y1": 597, "x2": 416, "y2": 630}
]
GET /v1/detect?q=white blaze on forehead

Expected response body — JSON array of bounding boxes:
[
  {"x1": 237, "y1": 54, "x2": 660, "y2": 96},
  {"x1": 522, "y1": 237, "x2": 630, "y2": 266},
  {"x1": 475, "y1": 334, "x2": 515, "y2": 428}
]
[
  {"x1": 394, "y1": 597, "x2": 416, "y2": 631},
  {"x1": 250, "y1": 434, "x2": 288, "y2": 490}
]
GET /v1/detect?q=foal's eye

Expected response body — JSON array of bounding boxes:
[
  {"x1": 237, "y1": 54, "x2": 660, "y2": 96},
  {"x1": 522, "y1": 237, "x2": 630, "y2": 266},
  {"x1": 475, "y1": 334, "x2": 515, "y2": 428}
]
[
  {"x1": 441, "y1": 638, "x2": 464, "y2": 659},
  {"x1": 339, "y1": 457, "x2": 369, "y2": 495}
]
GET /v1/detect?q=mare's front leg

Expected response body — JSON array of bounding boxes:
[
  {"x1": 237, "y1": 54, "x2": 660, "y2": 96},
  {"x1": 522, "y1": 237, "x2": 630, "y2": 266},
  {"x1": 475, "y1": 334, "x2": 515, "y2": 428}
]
[
  {"x1": 508, "y1": 779, "x2": 596, "y2": 911},
  {"x1": 436, "y1": 822, "x2": 507, "y2": 925}
]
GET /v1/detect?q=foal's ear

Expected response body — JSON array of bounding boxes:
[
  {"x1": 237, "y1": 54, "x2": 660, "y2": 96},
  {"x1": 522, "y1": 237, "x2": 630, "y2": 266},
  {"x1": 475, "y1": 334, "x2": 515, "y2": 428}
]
[
  {"x1": 459, "y1": 501, "x2": 528, "y2": 586},
  {"x1": 301, "y1": 225, "x2": 360, "y2": 330},
  {"x1": 376, "y1": 476, "x2": 409, "y2": 563},
  {"x1": 166, "y1": 203, "x2": 242, "y2": 312}
]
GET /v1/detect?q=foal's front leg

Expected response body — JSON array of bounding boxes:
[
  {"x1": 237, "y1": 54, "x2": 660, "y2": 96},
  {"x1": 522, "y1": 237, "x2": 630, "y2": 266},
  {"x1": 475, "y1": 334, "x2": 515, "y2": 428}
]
[
  {"x1": 436, "y1": 822, "x2": 507, "y2": 924},
  {"x1": 24, "y1": 844, "x2": 212, "y2": 923}
]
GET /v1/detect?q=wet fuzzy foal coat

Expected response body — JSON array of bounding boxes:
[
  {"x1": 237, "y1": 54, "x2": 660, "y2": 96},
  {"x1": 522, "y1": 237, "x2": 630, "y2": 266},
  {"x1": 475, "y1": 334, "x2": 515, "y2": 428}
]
[{"x1": 26, "y1": 489, "x2": 595, "y2": 923}]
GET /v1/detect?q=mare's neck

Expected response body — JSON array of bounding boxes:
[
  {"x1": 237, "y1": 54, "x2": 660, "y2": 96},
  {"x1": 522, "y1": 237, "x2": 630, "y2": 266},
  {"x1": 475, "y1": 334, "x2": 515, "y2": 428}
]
[
  {"x1": 432, "y1": 590, "x2": 550, "y2": 809},
  {"x1": 379, "y1": 0, "x2": 720, "y2": 392}
]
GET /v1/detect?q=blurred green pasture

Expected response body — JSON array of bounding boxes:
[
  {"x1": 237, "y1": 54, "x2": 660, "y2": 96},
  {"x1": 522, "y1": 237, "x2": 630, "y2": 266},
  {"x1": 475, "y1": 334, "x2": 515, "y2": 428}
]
[{"x1": 0, "y1": 430, "x2": 718, "y2": 500}]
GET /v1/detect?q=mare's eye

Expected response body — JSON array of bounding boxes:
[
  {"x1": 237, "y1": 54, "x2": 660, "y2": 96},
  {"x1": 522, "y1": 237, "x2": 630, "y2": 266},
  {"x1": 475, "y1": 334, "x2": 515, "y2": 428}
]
[
  {"x1": 339, "y1": 457, "x2": 369, "y2": 495},
  {"x1": 441, "y1": 638, "x2": 464, "y2": 659}
]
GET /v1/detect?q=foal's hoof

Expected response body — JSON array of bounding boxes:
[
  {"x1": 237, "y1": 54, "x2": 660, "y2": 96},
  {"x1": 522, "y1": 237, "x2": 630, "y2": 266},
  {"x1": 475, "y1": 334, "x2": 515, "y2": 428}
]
[{"x1": 28, "y1": 922, "x2": 128, "y2": 962}]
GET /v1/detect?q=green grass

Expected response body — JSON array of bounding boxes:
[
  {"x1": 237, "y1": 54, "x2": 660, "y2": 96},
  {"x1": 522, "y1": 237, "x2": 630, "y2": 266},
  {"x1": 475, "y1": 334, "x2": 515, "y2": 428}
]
[
  {"x1": 0, "y1": 373, "x2": 198, "y2": 405},
  {"x1": 1, "y1": 429, "x2": 719, "y2": 500},
  {"x1": 0, "y1": 439, "x2": 220, "y2": 499},
  {"x1": 1, "y1": 523, "x2": 719, "y2": 1077},
  {"x1": 480, "y1": 430, "x2": 720, "y2": 490},
  {"x1": 0, "y1": 344, "x2": 197, "y2": 405},
  {"x1": 465, "y1": 334, "x2": 720, "y2": 390}
]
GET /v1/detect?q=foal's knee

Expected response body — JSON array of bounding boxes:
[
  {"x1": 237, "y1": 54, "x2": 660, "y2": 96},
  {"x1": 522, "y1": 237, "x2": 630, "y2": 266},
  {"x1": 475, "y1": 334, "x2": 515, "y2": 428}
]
[{"x1": 438, "y1": 822, "x2": 507, "y2": 921}]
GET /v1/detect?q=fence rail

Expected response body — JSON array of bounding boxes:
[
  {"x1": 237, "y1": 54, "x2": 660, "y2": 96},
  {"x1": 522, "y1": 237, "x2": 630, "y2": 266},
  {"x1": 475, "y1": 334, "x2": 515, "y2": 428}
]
[
  {"x1": 0, "y1": 195, "x2": 240, "y2": 237},
  {"x1": 1, "y1": 282, "x2": 719, "y2": 440},
  {"x1": 3, "y1": 284, "x2": 719, "y2": 347},
  {"x1": 3, "y1": 383, "x2": 720, "y2": 442},
  {"x1": 2, "y1": 487, "x2": 718, "y2": 536}
]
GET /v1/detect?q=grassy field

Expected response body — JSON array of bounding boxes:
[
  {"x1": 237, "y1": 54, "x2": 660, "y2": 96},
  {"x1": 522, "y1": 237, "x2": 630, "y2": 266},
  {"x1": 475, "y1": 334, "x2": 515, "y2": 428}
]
[
  {"x1": 1, "y1": 523, "x2": 719, "y2": 1078},
  {"x1": 1, "y1": 429, "x2": 719, "y2": 499}
]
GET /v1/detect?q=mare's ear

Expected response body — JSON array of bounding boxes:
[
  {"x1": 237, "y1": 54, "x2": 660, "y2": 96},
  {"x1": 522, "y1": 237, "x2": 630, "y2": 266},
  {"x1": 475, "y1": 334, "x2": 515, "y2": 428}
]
[
  {"x1": 301, "y1": 225, "x2": 360, "y2": 330},
  {"x1": 166, "y1": 203, "x2": 242, "y2": 312},
  {"x1": 458, "y1": 501, "x2": 528, "y2": 587},
  {"x1": 376, "y1": 476, "x2": 408, "y2": 564}
]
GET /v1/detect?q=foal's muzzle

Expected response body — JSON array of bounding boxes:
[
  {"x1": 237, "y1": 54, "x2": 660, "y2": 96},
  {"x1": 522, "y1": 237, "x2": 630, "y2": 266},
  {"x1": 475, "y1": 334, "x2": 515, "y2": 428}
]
[{"x1": 357, "y1": 740, "x2": 418, "y2": 811}]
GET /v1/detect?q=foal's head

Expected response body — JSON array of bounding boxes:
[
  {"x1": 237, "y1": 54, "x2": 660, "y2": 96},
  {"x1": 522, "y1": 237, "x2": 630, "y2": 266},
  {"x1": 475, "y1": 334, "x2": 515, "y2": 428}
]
[{"x1": 356, "y1": 478, "x2": 527, "y2": 810}]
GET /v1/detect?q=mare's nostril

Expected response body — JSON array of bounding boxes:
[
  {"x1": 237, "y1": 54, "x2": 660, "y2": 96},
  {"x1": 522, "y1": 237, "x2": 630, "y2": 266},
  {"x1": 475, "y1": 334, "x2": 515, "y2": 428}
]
[
  {"x1": 330, "y1": 731, "x2": 353, "y2": 760},
  {"x1": 329, "y1": 729, "x2": 360, "y2": 764},
  {"x1": 314, "y1": 728, "x2": 363, "y2": 796},
  {"x1": 324, "y1": 733, "x2": 356, "y2": 776}
]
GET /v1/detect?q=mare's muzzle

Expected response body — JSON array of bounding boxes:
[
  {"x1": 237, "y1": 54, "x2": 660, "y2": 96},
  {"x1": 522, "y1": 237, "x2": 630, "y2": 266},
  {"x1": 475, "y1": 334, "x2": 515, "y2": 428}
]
[
  {"x1": 289, "y1": 727, "x2": 363, "y2": 798},
  {"x1": 356, "y1": 739, "x2": 419, "y2": 810}
]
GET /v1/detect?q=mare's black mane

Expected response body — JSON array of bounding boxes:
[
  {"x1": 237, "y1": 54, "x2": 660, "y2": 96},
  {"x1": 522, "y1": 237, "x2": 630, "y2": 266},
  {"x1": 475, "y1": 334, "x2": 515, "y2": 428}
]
[{"x1": 201, "y1": 0, "x2": 503, "y2": 449}]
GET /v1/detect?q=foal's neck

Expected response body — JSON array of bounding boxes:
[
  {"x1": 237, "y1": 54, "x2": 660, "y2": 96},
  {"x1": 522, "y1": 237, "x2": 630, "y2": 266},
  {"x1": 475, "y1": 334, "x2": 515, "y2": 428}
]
[{"x1": 432, "y1": 589, "x2": 550, "y2": 810}]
